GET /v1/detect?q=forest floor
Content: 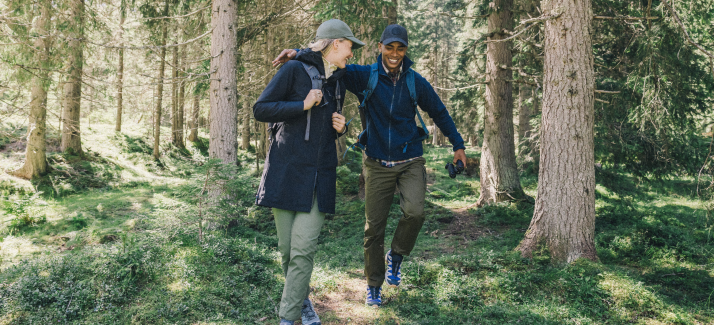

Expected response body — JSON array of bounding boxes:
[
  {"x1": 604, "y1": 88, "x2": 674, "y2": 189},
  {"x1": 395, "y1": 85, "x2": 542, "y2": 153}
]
[{"x1": 1, "y1": 120, "x2": 713, "y2": 324}]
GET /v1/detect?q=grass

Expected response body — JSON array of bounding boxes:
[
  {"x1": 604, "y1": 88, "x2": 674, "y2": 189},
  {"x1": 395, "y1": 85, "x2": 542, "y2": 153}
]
[{"x1": 0, "y1": 120, "x2": 713, "y2": 324}]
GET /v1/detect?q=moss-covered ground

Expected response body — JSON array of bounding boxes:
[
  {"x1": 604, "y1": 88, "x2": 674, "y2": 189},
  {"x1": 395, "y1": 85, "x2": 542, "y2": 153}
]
[{"x1": 1, "y1": 120, "x2": 712, "y2": 324}]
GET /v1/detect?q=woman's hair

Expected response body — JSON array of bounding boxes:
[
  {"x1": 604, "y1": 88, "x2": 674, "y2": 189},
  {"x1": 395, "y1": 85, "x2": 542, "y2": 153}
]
[{"x1": 307, "y1": 38, "x2": 347, "y2": 56}]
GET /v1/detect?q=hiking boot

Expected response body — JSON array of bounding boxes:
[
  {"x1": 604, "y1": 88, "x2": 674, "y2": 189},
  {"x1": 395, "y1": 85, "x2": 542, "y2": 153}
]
[
  {"x1": 385, "y1": 249, "x2": 403, "y2": 287},
  {"x1": 301, "y1": 299, "x2": 321, "y2": 325},
  {"x1": 365, "y1": 285, "x2": 382, "y2": 307}
]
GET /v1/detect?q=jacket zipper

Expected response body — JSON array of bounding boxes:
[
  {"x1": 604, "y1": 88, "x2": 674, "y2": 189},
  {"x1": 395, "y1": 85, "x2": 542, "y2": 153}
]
[{"x1": 312, "y1": 85, "x2": 330, "y2": 200}]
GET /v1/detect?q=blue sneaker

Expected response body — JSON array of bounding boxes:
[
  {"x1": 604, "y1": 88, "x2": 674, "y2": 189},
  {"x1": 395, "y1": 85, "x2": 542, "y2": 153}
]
[
  {"x1": 365, "y1": 285, "x2": 382, "y2": 307},
  {"x1": 301, "y1": 299, "x2": 321, "y2": 325},
  {"x1": 385, "y1": 250, "x2": 403, "y2": 287},
  {"x1": 279, "y1": 319, "x2": 294, "y2": 325}
]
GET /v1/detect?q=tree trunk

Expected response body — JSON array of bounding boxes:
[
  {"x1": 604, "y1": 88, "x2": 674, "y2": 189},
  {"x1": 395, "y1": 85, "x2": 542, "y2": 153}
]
[
  {"x1": 153, "y1": 3, "x2": 169, "y2": 160},
  {"x1": 12, "y1": 2, "x2": 51, "y2": 179},
  {"x1": 476, "y1": 0, "x2": 528, "y2": 206},
  {"x1": 209, "y1": 0, "x2": 238, "y2": 165},
  {"x1": 177, "y1": 50, "x2": 186, "y2": 149},
  {"x1": 188, "y1": 91, "x2": 199, "y2": 142},
  {"x1": 387, "y1": 0, "x2": 398, "y2": 25},
  {"x1": 517, "y1": 1, "x2": 598, "y2": 263},
  {"x1": 171, "y1": 45, "x2": 179, "y2": 147},
  {"x1": 517, "y1": 84, "x2": 532, "y2": 155},
  {"x1": 115, "y1": 1, "x2": 125, "y2": 132},
  {"x1": 241, "y1": 96, "x2": 251, "y2": 150},
  {"x1": 60, "y1": 0, "x2": 84, "y2": 155}
]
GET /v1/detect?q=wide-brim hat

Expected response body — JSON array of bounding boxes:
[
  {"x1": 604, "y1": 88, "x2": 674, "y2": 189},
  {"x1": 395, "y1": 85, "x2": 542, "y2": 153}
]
[{"x1": 315, "y1": 19, "x2": 365, "y2": 50}]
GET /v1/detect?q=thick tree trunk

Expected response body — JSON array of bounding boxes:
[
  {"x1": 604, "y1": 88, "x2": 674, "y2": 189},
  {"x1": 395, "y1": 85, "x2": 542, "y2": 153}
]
[
  {"x1": 188, "y1": 92, "x2": 199, "y2": 142},
  {"x1": 517, "y1": 84, "x2": 532, "y2": 155},
  {"x1": 153, "y1": 5, "x2": 168, "y2": 160},
  {"x1": 241, "y1": 97, "x2": 251, "y2": 150},
  {"x1": 476, "y1": 0, "x2": 528, "y2": 206},
  {"x1": 12, "y1": 2, "x2": 51, "y2": 179},
  {"x1": 60, "y1": 0, "x2": 84, "y2": 155},
  {"x1": 115, "y1": 3, "x2": 125, "y2": 132},
  {"x1": 209, "y1": 0, "x2": 238, "y2": 165},
  {"x1": 517, "y1": 1, "x2": 598, "y2": 263}
]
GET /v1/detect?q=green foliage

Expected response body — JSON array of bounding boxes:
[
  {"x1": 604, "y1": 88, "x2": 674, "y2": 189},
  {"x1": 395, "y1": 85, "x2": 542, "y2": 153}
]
[
  {"x1": 336, "y1": 165, "x2": 359, "y2": 195},
  {"x1": 3, "y1": 193, "x2": 47, "y2": 235}
]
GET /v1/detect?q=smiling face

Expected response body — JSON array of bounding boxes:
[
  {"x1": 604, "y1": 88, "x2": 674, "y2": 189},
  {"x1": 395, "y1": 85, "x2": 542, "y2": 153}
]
[
  {"x1": 379, "y1": 41, "x2": 407, "y2": 73},
  {"x1": 325, "y1": 39, "x2": 354, "y2": 69}
]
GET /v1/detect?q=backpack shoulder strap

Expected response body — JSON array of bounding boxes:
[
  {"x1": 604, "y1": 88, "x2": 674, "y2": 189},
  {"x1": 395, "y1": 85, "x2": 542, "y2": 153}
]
[
  {"x1": 358, "y1": 63, "x2": 379, "y2": 110},
  {"x1": 300, "y1": 62, "x2": 324, "y2": 90},
  {"x1": 299, "y1": 62, "x2": 324, "y2": 141},
  {"x1": 406, "y1": 68, "x2": 428, "y2": 140},
  {"x1": 405, "y1": 68, "x2": 418, "y2": 108}
]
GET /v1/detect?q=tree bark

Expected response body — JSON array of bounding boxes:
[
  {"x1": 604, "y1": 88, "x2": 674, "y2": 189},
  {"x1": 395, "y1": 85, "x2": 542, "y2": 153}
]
[
  {"x1": 153, "y1": 2, "x2": 169, "y2": 160},
  {"x1": 115, "y1": 1, "x2": 125, "y2": 132},
  {"x1": 517, "y1": 1, "x2": 598, "y2": 263},
  {"x1": 171, "y1": 45, "x2": 180, "y2": 147},
  {"x1": 476, "y1": 0, "x2": 528, "y2": 206},
  {"x1": 387, "y1": 0, "x2": 398, "y2": 25},
  {"x1": 60, "y1": 0, "x2": 84, "y2": 155},
  {"x1": 12, "y1": 1, "x2": 51, "y2": 179},
  {"x1": 188, "y1": 91, "x2": 200, "y2": 142},
  {"x1": 517, "y1": 84, "x2": 532, "y2": 156},
  {"x1": 177, "y1": 49, "x2": 186, "y2": 149},
  {"x1": 209, "y1": 0, "x2": 238, "y2": 165},
  {"x1": 241, "y1": 96, "x2": 251, "y2": 150}
]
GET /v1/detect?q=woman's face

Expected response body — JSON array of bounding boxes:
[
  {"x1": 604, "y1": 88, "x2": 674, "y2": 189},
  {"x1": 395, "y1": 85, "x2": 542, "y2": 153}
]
[{"x1": 326, "y1": 40, "x2": 354, "y2": 69}]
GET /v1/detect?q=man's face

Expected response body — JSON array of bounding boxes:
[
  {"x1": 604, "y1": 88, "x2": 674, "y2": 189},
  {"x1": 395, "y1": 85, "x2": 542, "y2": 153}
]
[{"x1": 379, "y1": 41, "x2": 407, "y2": 72}]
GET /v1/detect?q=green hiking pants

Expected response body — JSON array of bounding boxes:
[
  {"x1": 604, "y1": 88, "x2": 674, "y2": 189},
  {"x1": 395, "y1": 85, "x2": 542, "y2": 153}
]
[
  {"x1": 363, "y1": 157, "x2": 427, "y2": 287},
  {"x1": 273, "y1": 194, "x2": 325, "y2": 321}
]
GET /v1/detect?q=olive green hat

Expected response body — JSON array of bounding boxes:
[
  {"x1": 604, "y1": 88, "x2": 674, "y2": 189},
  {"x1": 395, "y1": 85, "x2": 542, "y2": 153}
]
[{"x1": 315, "y1": 19, "x2": 365, "y2": 49}]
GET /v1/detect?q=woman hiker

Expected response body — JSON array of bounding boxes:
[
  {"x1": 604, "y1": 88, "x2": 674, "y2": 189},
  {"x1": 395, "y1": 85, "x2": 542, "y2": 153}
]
[{"x1": 253, "y1": 19, "x2": 364, "y2": 325}]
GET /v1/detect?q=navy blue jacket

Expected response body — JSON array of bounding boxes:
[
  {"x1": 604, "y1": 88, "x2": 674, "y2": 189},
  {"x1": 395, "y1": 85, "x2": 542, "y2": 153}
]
[
  {"x1": 343, "y1": 55, "x2": 465, "y2": 161},
  {"x1": 253, "y1": 49, "x2": 347, "y2": 214}
]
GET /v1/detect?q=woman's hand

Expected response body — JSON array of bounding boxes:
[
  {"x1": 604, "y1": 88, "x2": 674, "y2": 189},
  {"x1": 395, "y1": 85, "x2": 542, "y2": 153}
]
[
  {"x1": 332, "y1": 113, "x2": 346, "y2": 133},
  {"x1": 303, "y1": 89, "x2": 322, "y2": 110}
]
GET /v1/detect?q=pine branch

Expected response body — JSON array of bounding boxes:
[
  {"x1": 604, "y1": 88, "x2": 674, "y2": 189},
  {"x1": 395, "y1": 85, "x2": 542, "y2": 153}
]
[{"x1": 661, "y1": 0, "x2": 714, "y2": 68}]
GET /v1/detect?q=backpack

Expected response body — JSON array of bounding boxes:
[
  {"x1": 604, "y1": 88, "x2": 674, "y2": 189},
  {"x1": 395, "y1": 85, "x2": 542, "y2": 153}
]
[
  {"x1": 269, "y1": 62, "x2": 342, "y2": 142},
  {"x1": 349, "y1": 63, "x2": 429, "y2": 154}
]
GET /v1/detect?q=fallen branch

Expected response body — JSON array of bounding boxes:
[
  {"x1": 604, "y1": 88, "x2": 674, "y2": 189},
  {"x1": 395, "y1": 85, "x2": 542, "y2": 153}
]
[
  {"x1": 593, "y1": 15, "x2": 659, "y2": 20},
  {"x1": 595, "y1": 90, "x2": 621, "y2": 94}
]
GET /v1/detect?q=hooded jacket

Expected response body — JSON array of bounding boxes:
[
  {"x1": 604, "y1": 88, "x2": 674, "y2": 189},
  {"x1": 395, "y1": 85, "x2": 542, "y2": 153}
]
[
  {"x1": 253, "y1": 49, "x2": 347, "y2": 214},
  {"x1": 342, "y1": 55, "x2": 465, "y2": 161}
]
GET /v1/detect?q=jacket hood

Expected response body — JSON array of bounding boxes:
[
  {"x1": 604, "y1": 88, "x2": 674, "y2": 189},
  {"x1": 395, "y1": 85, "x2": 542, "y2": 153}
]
[
  {"x1": 376, "y1": 54, "x2": 415, "y2": 74},
  {"x1": 295, "y1": 48, "x2": 346, "y2": 83}
]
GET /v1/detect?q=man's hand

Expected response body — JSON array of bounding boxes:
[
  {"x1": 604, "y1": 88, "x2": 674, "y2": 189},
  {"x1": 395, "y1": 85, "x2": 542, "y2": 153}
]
[
  {"x1": 272, "y1": 49, "x2": 297, "y2": 67},
  {"x1": 453, "y1": 149, "x2": 467, "y2": 168},
  {"x1": 332, "y1": 113, "x2": 346, "y2": 133}
]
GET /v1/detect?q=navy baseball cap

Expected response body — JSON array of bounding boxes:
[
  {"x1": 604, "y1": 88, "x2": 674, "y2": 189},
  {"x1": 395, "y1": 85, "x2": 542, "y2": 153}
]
[{"x1": 380, "y1": 24, "x2": 408, "y2": 47}]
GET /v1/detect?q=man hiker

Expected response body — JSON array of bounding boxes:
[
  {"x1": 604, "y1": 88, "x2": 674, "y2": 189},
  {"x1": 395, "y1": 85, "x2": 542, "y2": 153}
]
[{"x1": 273, "y1": 24, "x2": 466, "y2": 307}]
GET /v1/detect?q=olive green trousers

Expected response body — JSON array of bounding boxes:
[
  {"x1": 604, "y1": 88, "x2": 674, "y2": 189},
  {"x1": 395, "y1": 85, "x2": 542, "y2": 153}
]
[
  {"x1": 363, "y1": 157, "x2": 427, "y2": 287},
  {"x1": 273, "y1": 194, "x2": 325, "y2": 321}
]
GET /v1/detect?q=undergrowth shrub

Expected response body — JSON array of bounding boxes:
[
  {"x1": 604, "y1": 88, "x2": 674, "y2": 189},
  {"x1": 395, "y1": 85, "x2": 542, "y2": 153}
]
[
  {"x1": 0, "y1": 228, "x2": 281, "y2": 324},
  {"x1": 2, "y1": 193, "x2": 47, "y2": 235},
  {"x1": 336, "y1": 165, "x2": 359, "y2": 195}
]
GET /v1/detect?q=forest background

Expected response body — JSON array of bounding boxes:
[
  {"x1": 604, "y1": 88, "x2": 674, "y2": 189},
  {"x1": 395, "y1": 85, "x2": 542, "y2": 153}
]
[{"x1": 1, "y1": 0, "x2": 714, "y2": 323}]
